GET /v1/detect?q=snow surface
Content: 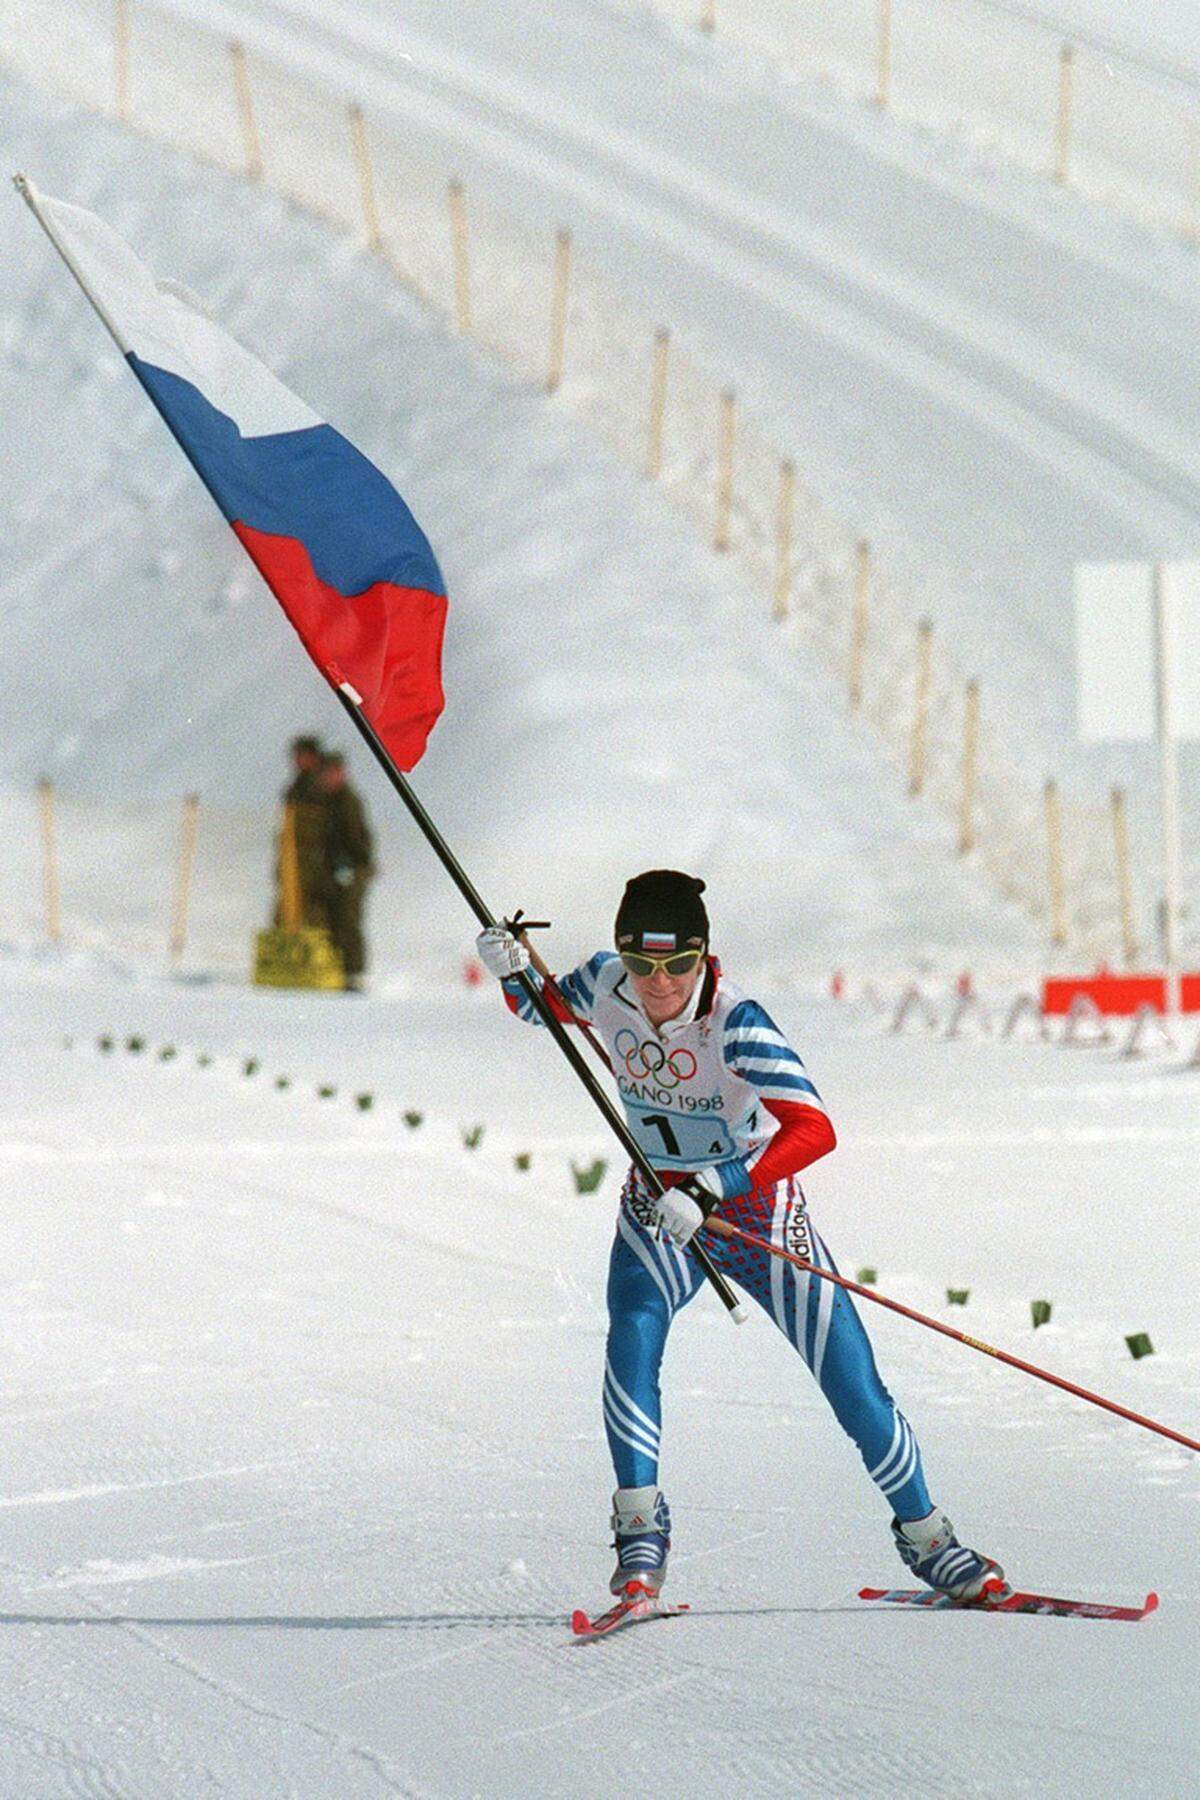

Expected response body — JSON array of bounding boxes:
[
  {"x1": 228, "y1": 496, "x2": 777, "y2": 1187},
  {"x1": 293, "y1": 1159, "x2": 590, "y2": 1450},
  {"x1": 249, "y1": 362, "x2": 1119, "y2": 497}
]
[
  {"x1": 0, "y1": 955, "x2": 1196, "y2": 1795},
  {"x1": 1026, "y1": 0, "x2": 1200, "y2": 78},
  {"x1": 1, "y1": 5, "x2": 1199, "y2": 1790}
]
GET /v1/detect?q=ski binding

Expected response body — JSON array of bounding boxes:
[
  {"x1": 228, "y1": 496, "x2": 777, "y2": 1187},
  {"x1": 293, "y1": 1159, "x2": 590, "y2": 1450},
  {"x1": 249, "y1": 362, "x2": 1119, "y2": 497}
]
[{"x1": 571, "y1": 1583, "x2": 690, "y2": 1639}]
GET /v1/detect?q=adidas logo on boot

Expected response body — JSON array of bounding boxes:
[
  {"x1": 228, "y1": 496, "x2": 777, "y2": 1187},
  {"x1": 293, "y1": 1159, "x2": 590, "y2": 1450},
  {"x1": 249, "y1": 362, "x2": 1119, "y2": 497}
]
[
  {"x1": 892, "y1": 1507, "x2": 1004, "y2": 1600},
  {"x1": 609, "y1": 1485, "x2": 671, "y2": 1597}
]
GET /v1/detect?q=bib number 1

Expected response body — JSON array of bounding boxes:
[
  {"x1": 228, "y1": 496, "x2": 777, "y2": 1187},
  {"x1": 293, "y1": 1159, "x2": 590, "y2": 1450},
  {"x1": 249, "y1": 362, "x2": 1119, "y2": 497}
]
[
  {"x1": 633, "y1": 1108, "x2": 736, "y2": 1166},
  {"x1": 643, "y1": 1114, "x2": 680, "y2": 1157}
]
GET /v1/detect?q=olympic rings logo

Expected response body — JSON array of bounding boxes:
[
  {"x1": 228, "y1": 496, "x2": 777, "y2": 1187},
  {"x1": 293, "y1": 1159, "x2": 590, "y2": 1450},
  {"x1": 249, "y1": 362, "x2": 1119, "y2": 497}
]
[{"x1": 614, "y1": 1029, "x2": 697, "y2": 1088}]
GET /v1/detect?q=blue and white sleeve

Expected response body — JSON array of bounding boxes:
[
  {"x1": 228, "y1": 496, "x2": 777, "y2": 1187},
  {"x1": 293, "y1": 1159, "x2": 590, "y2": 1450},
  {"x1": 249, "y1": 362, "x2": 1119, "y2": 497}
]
[{"x1": 502, "y1": 950, "x2": 616, "y2": 1026}]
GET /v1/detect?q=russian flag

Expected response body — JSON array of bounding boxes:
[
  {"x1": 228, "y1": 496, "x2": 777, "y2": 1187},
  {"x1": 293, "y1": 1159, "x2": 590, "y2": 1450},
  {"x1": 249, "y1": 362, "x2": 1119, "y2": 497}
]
[{"x1": 17, "y1": 177, "x2": 447, "y2": 771}]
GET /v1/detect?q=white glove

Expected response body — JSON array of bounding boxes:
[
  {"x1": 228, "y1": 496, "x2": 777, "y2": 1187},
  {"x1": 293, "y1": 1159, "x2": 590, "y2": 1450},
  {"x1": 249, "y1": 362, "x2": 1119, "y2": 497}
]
[
  {"x1": 653, "y1": 1166, "x2": 725, "y2": 1248},
  {"x1": 476, "y1": 924, "x2": 530, "y2": 981},
  {"x1": 654, "y1": 1185, "x2": 707, "y2": 1248}
]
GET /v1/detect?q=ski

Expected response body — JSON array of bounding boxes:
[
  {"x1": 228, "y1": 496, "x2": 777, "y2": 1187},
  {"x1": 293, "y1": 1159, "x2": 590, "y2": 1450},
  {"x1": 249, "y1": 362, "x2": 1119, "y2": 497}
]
[
  {"x1": 859, "y1": 1585, "x2": 1158, "y2": 1622},
  {"x1": 570, "y1": 1591, "x2": 690, "y2": 1638}
]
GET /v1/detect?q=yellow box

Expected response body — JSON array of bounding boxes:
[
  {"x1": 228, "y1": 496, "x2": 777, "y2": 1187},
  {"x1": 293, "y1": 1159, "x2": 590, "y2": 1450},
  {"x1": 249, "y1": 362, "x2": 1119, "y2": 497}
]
[{"x1": 253, "y1": 927, "x2": 344, "y2": 991}]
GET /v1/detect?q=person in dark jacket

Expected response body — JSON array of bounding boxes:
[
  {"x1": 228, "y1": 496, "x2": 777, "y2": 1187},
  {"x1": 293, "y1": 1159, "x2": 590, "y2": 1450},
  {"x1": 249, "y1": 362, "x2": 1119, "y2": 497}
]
[
  {"x1": 275, "y1": 735, "x2": 330, "y2": 928},
  {"x1": 318, "y1": 751, "x2": 376, "y2": 988}
]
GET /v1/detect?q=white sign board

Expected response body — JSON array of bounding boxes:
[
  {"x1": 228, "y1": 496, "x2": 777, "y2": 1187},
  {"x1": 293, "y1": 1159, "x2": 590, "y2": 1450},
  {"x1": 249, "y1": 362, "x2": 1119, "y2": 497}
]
[{"x1": 1074, "y1": 560, "x2": 1200, "y2": 741}]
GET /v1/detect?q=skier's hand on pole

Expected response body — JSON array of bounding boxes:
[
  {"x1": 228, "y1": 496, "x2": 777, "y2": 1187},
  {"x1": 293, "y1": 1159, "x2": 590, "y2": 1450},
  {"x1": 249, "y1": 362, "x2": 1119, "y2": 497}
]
[
  {"x1": 653, "y1": 1186, "x2": 708, "y2": 1248},
  {"x1": 658, "y1": 1170, "x2": 725, "y2": 1247},
  {"x1": 476, "y1": 923, "x2": 530, "y2": 980}
]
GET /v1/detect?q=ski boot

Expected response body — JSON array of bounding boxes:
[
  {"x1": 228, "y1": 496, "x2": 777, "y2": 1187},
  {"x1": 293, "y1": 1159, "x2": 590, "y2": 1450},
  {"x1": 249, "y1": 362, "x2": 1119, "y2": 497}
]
[
  {"x1": 609, "y1": 1486, "x2": 671, "y2": 1598},
  {"x1": 892, "y1": 1507, "x2": 1005, "y2": 1601}
]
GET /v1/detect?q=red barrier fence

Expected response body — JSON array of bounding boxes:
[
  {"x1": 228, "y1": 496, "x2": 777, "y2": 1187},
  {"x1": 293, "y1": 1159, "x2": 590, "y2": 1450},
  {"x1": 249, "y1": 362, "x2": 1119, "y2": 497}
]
[{"x1": 1042, "y1": 972, "x2": 1200, "y2": 1016}]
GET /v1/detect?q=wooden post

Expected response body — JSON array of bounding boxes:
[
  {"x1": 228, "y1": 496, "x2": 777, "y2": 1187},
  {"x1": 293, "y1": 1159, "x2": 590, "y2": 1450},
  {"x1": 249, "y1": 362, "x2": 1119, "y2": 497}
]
[
  {"x1": 876, "y1": 0, "x2": 893, "y2": 112},
  {"x1": 958, "y1": 679, "x2": 980, "y2": 854},
  {"x1": 646, "y1": 325, "x2": 670, "y2": 481},
  {"x1": 1044, "y1": 777, "x2": 1068, "y2": 947},
  {"x1": 1111, "y1": 784, "x2": 1138, "y2": 967},
  {"x1": 773, "y1": 458, "x2": 796, "y2": 622},
  {"x1": 349, "y1": 104, "x2": 382, "y2": 252},
  {"x1": 849, "y1": 539, "x2": 871, "y2": 710},
  {"x1": 546, "y1": 227, "x2": 572, "y2": 394},
  {"x1": 279, "y1": 805, "x2": 302, "y2": 933},
  {"x1": 169, "y1": 792, "x2": 200, "y2": 963},
  {"x1": 448, "y1": 178, "x2": 472, "y2": 335},
  {"x1": 229, "y1": 42, "x2": 263, "y2": 181},
  {"x1": 908, "y1": 617, "x2": 934, "y2": 795},
  {"x1": 699, "y1": 0, "x2": 716, "y2": 34},
  {"x1": 113, "y1": 0, "x2": 131, "y2": 124},
  {"x1": 37, "y1": 779, "x2": 62, "y2": 945},
  {"x1": 714, "y1": 387, "x2": 736, "y2": 553},
  {"x1": 1055, "y1": 42, "x2": 1074, "y2": 186}
]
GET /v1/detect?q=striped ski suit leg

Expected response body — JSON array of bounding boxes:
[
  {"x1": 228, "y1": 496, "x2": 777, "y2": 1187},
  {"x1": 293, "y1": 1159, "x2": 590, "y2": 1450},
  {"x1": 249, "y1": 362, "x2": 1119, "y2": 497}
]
[
  {"x1": 602, "y1": 1181, "x2": 705, "y2": 1489},
  {"x1": 704, "y1": 1182, "x2": 933, "y2": 1524}
]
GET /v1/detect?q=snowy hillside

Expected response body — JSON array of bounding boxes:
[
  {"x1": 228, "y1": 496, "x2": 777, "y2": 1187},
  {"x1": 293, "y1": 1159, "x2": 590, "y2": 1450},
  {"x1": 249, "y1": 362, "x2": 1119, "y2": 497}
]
[
  {"x1": 5, "y1": 0, "x2": 1195, "y2": 967},
  {"x1": 101, "y1": 0, "x2": 1200, "y2": 812},
  {"x1": 1, "y1": 73, "x2": 1040, "y2": 979}
]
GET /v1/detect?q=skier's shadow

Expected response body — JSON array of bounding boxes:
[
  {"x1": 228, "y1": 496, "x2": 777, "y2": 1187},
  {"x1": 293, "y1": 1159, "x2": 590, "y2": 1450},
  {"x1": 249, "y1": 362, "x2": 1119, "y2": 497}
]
[{"x1": 0, "y1": 1604, "x2": 849, "y2": 1632}]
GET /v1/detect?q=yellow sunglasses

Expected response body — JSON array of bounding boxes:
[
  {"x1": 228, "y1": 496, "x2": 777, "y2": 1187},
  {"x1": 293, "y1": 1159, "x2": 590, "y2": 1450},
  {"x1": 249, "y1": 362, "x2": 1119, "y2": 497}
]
[{"x1": 619, "y1": 948, "x2": 705, "y2": 978}]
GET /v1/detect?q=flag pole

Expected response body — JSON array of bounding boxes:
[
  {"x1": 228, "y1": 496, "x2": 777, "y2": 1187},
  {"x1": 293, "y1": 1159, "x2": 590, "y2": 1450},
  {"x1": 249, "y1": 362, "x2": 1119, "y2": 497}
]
[
  {"x1": 333, "y1": 683, "x2": 748, "y2": 1324},
  {"x1": 14, "y1": 176, "x2": 741, "y2": 1321}
]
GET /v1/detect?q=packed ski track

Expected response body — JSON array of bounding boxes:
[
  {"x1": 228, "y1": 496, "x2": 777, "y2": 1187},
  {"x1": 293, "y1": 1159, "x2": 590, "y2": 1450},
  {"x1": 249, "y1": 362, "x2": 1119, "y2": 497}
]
[{"x1": 1, "y1": 957, "x2": 1197, "y2": 1795}]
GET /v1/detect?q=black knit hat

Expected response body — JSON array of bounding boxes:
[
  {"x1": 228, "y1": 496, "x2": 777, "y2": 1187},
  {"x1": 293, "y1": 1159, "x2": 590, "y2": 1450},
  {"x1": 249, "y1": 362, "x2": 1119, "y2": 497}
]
[{"x1": 615, "y1": 869, "x2": 709, "y2": 954}]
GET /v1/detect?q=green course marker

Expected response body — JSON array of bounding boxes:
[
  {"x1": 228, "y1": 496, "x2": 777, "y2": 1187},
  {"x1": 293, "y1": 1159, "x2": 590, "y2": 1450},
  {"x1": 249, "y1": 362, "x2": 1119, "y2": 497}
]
[
  {"x1": 856, "y1": 1267, "x2": 877, "y2": 1286},
  {"x1": 572, "y1": 1159, "x2": 607, "y2": 1195},
  {"x1": 355, "y1": 1092, "x2": 374, "y2": 1111},
  {"x1": 462, "y1": 1125, "x2": 484, "y2": 1151},
  {"x1": 514, "y1": 1152, "x2": 532, "y2": 1173},
  {"x1": 1126, "y1": 1333, "x2": 1154, "y2": 1360},
  {"x1": 1031, "y1": 1299, "x2": 1052, "y2": 1329},
  {"x1": 403, "y1": 1109, "x2": 424, "y2": 1129},
  {"x1": 946, "y1": 1288, "x2": 970, "y2": 1307}
]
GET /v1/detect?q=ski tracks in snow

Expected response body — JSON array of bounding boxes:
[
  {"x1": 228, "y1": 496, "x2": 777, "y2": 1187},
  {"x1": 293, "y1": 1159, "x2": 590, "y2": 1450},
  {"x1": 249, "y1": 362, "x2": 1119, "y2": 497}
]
[{"x1": 150, "y1": 0, "x2": 1200, "y2": 543}]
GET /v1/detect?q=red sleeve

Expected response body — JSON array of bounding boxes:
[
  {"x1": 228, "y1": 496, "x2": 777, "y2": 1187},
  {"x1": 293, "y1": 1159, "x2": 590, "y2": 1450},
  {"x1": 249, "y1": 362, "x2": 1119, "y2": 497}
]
[
  {"x1": 501, "y1": 972, "x2": 582, "y2": 1025},
  {"x1": 746, "y1": 1099, "x2": 836, "y2": 1191}
]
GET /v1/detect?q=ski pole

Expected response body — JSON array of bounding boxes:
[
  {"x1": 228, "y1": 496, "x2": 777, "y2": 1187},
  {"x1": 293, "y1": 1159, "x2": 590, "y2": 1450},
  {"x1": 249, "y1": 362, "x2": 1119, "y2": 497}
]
[
  {"x1": 705, "y1": 1219, "x2": 1200, "y2": 1455},
  {"x1": 335, "y1": 686, "x2": 747, "y2": 1324}
]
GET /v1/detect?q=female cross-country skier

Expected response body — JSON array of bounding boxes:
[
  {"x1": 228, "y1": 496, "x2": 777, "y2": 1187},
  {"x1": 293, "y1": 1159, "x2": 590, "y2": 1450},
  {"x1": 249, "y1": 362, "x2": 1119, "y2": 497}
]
[{"x1": 476, "y1": 868, "x2": 1002, "y2": 1606}]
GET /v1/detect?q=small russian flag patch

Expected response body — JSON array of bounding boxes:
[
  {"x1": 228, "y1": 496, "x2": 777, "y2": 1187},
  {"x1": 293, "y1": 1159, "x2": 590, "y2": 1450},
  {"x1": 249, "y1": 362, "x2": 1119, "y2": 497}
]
[{"x1": 642, "y1": 931, "x2": 676, "y2": 952}]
